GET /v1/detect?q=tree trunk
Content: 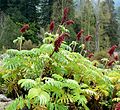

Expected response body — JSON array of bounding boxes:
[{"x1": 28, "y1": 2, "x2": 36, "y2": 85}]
[
  {"x1": 95, "y1": 20, "x2": 100, "y2": 51},
  {"x1": 0, "y1": 10, "x2": 5, "y2": 39},
  {"x1": 91, "y1": 0, "x2": 100, "y2": 51}
]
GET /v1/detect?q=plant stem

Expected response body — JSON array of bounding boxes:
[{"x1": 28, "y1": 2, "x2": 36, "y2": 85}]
[
  {"x1": 80, "y1": 48, "x2": 83, "y2": 54},
  {"x1": 50, "y1": 50, "x2": 54, "y2": 57},
  {"x1": 73, "y1": 45, "x2": 76, "y2": 52},
  {"x1": 19, "y1": 35, "x2": 23, "y2": 51}
]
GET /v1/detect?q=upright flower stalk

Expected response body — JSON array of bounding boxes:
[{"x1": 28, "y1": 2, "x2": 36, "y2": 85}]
[
  {"x1": 76, "y1": 29, "x2": 84, "y2": 41},
  {"x1": 108, "y1": 45, "x2": 117, "y2": 56},
  {"x1": 19, "y1": 24, "x2": 29, "y2": 50},
  {"x1": 65, "y1": 20, "x2": 74, "y2": 25},
  {"x1": 54, "y1": 33, "x2": 69, "y2": 52},
  {"x1": 85, "y1": 35, "x2": 92, "y2": 42},
  {"x1": 107, "y1": 60, "x2": 115, "y2": 67},
  {"x1": 61, "y1": 7, "x2": 69, "y2": 24},
  {"x1": 49, "y1": 21, "x2": 55, "y2": 32},
  {"x1": 50, "y1": 33, "x2": 69, "y2": 57},
  {"x1": 88, "y1": 53, "x2": 94, "y2": 59},
  {"x1": 20, "y1": 24, "x2": 29, "y2": 33}
]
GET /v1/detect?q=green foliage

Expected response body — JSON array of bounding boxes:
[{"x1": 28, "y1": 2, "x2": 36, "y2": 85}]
[
  {"x1": 0, "y1": 14, "x2": 20, "y2": 50},
  {"x1": 28, "y1": 88, "x2": 50, "y2": 105},
  {"x1": 93, "y1": 50, "x2": 109, "y2": 63},
  {"x1": 6, "y1": 96, "x2": 31, "y2": 110},
  {"x1": 22, "y1": 22, "x2": 40, "y2": 44},
  {"x1": 0, "y1": 16, "x2": 119, "y2": 110},
  {"x1": 18, "y1": 79, "x2": 36, "y2": 90},
  {"x1": 1, "y1": 41, "x2": 119, "y2": 109},
  {"x1": 1, "y1": 47, "x2": 52, "y2": 95},
  {"x1": 6, "y1": 74, "x2": 93, "y2": 110},
  {"x1": 22, "y1": 40, "x2": 37, "y2": 50}
]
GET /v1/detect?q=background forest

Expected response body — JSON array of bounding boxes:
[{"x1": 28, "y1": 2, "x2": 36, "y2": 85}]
[{"x1": 0, "y1": 0, "x2": 120, "y2": 52}]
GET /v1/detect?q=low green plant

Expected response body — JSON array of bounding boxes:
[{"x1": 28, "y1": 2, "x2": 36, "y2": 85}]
[{"x1": 6, "y1": 74, "x2": 95, "y2": 110}]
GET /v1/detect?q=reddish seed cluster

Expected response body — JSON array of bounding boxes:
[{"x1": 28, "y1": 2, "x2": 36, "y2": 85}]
[
  {"x1": 54, "y1": 33, "x2": 69, "y2": 52},
  {"x1": 115, "y1": 102, "x2": 120, "y2": 110},
  {"x1": 76, "y1": 29, "x2": 84, "y2": 41},
  {"x1": 88, "y1": 53, "x2": 94, "y2": 59},
  {"x1": 108, "y1": 45, "x2": 117, "y2": 56},
  {"x1": 85, "y1": 35, "x2": 92, "y2": 42},
  {"x1": 61, "y1": 7, "x2": 69, "y2": 24},
  {"x1": 65, "y1": 20, "x2": 74, "y2": 25},
  {"x1": 107, "y1": 60, "x2": 115, "y2": 66},
  {"x1": 20, "y1": 24, "x2": 29, "y2": 33},
  {"x1": 107, "y1": 45, "x2": 118, "y2": 66},
  {"x1": 49, "y1": 21, "x2": 55, "y2": 32}
]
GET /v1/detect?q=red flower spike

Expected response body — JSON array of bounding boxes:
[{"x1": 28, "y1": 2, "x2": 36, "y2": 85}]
[
  {"x1": 85, "y1": 35, "x2": 92, "y2": 42},
  {"x1": 107, "y1": 60, "x2": 115, "y2": 66},
  {"x1": 66, "y1": 20, "x2": 74, "y2": 25},
  {"x1": 108, "y1": 45, "x2": 117, "y2": 56},
  {"x1": 20, "y1": 24, "x2": 29, "y2": 33},
  {"x1": 49, "y1": 21, "x2": 55, "y2": 32},
  {"x1": 64, "y1": 7, "x2": 69, "y2": 18},
  {"x1": 61, "y1": 16, "x2": 66, "y2": 24},
  {"x1": 20, "y1": 28, "x2": 26, "y2": 33},
  {"x1": 115, "y1": 102, "x2": 120, "y2": 110},
  {"x1": 76, "y1": 29, "x2": 84, "y2": 41},
  {"x1": 61, "y1": 7, "x2": 69, "y2": 24},
  {"x1": 114, "y1": 52, "x2": 119, "y2": 61},
  {"x1": 54, "y1": 33, "x2": 69, "y2": 52},
  {"x1": 88, "y1": 53, "x2": 94, "y2": 59}
]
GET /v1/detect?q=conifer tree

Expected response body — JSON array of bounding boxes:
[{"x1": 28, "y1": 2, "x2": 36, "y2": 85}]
[{"x1": 105, "y1": 0, "x2": 119, "y2": 46}]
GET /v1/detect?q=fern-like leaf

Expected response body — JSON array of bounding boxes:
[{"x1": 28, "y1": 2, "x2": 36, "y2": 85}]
[
  {"x1": 82, "y1": 89, "x2": 97, "y2": 96},
  {"x1": 18, "y1": 79, "x2": 35, "y2": 90},
  {"x1": 28, "y1": 88, "x2": 50, "y2": 105},
  {"x1": 52, "y1": 74, "x2": 64, "y2": 81},
  {"x1": 112, "y1": 98, "x2": 120, "y2": 102},
  {"x1": 116, "y1": 91, "x2": 120, "y2": 97},
  {"x1": 44, "y1": 77, "x2": 62, "y2": 88}
]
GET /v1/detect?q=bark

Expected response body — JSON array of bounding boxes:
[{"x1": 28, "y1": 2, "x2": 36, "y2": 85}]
[
  {"x1": 91, "y1": 0, "x2": 100, "y2": 51},
  {"x1": 95, "y1": 20, "x2": 100, "y2": 51},
  {"x1": 0, "y1": 10, "x2": 5, "y2": 39}
]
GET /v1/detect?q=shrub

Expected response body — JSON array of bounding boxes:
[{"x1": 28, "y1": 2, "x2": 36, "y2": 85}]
[
  {"x1": 0, "y1": 7, "x2": 120, "y2": 110},
  {"x1": 93, "y1": 50, "x2": 109, "y2": 62},
  {"x1": 22, "y1": 40, "x2": 37, "y2": 50}
]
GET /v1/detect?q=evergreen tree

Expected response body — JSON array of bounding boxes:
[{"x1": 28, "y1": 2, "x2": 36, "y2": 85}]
[
  {"x1": 99, "y1": 1, "x2": 111, "y2": 50},
  {"x1": 116, "y1": 6, "x2": 120, "y2": 49},
  {"x1": 0, "y1": 0, "x2": 40, "y2": 23},
  {"x1": 0, "y1": 12, "x2": 20, "y2": 49},
  {"x1": 20, "y1": 0, "x2": 40, "y2": 23},
  {"x1": 0, "y1": 0, "x2": 8, "y2": 11},
  {"x1": 39, "y1": 0, "x2": 54, "y2": 27},
  {"x1": 76, "y1": 0, "x2": 96, "y2": 51},
  {"x1": 105, "y1": 0, "x2": 119, "y2": 46}
]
